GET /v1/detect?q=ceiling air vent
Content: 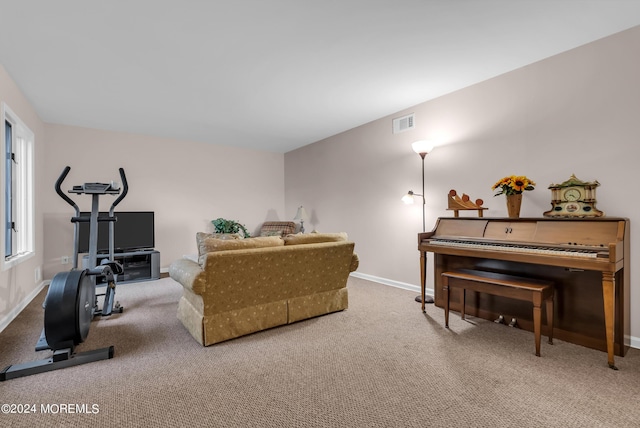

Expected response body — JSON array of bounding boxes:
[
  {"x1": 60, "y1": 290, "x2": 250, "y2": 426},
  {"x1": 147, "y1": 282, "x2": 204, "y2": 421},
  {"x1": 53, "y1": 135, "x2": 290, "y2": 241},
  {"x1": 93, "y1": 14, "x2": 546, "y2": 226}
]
[{"x1": 392, "y1": 113, "x2": 414, "y2": 134}]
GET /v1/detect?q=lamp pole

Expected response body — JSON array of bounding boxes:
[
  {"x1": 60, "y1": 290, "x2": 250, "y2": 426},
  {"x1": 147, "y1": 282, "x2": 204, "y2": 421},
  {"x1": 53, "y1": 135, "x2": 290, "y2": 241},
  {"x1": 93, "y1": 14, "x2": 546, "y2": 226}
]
[
  {"x1": 419, "y1": 151, "x2": 426, "y2": 233},
  {"x1": 411, "y1": 141, "x2": 435, "y2": 305}
]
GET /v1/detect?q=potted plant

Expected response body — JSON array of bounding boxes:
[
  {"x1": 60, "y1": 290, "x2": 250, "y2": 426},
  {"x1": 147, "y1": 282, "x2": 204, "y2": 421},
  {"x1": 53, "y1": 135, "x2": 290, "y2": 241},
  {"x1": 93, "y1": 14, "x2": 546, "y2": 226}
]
[{"x1": 211, "y1": 218, "x2": 250, "y2": 237}]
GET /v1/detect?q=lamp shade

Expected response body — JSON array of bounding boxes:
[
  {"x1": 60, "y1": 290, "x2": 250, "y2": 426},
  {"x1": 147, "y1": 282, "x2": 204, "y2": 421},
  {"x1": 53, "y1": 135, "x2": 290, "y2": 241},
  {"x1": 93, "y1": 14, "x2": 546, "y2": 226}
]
[
  {"x1": 402, "y1": 191, "x2": 415, "y2": 204},
  {"x1": 411, "y1": 140, "x2": 435, "y2": 155},
  {"x1": 293, "y1": 206, "x2": 308, "y2": 221}
]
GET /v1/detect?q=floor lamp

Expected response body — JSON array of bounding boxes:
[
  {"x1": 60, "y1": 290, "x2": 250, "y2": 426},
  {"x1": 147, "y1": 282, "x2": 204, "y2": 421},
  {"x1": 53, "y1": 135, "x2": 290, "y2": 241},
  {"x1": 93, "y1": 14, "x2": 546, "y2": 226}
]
[{"x1": 403, "y1": 141, "x2": 435, "y2": 304}]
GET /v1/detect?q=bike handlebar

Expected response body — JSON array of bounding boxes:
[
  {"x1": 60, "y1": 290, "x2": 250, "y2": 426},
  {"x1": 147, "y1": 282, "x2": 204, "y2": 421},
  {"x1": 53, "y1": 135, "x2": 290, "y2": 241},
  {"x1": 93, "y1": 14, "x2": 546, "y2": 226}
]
[
  {"x1": 55, "y1": 166, "x2": 129, "y2": 211},
  {"x1": 111, "y1": 168, "x2": 128, "y2": 209},
  {"x1": 55, "y1": 166, "x2": 78, "y2": 209}
]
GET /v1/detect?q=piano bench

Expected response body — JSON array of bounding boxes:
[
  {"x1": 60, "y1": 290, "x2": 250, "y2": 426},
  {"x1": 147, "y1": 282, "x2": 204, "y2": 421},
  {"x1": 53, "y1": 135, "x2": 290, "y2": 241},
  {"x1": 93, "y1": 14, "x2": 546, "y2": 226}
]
[{"x1": 441, "y1": 269, "x2": 554, "y2": 357}]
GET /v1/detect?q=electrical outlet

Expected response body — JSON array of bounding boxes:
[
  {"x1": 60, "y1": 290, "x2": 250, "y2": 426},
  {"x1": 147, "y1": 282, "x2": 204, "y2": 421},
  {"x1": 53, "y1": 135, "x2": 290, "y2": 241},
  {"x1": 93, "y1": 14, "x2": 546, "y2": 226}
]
[
  {"x1": 61, "y1": 256, "x2": 70, "y2": 265},
  {"x1": 35, "y1": 267, "x2": 41, "y2": 283}
]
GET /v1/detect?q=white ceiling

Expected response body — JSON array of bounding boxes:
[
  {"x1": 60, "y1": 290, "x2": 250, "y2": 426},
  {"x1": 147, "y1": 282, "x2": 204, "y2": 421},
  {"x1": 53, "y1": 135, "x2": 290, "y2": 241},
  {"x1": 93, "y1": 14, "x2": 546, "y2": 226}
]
[{"x1": 1, "y1": 1, "x2": 639, "y2": 153}]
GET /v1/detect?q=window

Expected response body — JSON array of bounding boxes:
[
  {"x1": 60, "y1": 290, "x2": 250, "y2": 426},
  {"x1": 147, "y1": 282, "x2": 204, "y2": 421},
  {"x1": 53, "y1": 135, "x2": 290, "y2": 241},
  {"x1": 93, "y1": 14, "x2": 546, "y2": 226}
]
[{"x1": 2, "y1": 103, "x2": 34, "y2": 269}]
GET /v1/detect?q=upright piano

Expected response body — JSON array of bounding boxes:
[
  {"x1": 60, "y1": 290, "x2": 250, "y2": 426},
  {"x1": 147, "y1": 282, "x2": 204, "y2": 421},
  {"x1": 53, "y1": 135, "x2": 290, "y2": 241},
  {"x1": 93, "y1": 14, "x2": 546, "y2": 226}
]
[{"x1": 418, "y1": 217, "x2": 630, "y2": 368}]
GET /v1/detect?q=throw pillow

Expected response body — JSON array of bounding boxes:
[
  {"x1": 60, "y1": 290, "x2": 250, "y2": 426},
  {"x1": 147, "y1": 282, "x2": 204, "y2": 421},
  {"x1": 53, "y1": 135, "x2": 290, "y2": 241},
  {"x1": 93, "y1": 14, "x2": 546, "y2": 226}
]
[{"x1": 259, "y1": 221, "x2": 296, "y2": 236}]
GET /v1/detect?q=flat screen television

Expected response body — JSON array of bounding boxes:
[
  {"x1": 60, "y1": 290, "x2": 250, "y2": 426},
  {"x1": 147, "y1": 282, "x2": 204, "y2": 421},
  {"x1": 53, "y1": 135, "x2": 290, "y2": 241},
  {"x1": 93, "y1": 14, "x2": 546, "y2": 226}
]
[{"x1": 77, "y1": 211, "x2": 155, "y2": 254}]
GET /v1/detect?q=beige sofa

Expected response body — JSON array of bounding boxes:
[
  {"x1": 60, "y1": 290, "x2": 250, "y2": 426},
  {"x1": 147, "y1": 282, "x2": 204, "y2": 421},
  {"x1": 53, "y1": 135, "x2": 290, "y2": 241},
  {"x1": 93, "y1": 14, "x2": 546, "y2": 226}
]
[{"x1": 169, "y1": 232, "x2": 358, "y2": 346}]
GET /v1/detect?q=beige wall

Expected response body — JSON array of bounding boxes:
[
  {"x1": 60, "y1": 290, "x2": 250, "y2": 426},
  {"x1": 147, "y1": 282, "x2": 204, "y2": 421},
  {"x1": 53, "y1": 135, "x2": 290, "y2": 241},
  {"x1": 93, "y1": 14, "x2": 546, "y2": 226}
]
[
  {"x1": 0, "y1": 65, "x2": 46, "y2": 330},
  {"x1": 284, "y1": 26, "x2": 640, "y2": 347},
  {"x1": 41, "y1": 124, "x2": 285, "y2": 279}
]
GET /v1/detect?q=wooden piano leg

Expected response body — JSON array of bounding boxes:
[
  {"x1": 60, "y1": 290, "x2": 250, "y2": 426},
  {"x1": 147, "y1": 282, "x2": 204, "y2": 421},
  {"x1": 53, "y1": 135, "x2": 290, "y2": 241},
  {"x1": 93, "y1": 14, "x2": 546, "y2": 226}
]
[
  {"x1": 460, "y1": 290, "x2": 466, "y2": 320},
  {"x1": 443, "y1": 277, "x2": 450, "y2": 327},
  {"x1": 602, "y1": 272, "x2": 618, "y2": 370},
  {"x1": 545, "y1": 295, "x2": 554, "y2": 345}
]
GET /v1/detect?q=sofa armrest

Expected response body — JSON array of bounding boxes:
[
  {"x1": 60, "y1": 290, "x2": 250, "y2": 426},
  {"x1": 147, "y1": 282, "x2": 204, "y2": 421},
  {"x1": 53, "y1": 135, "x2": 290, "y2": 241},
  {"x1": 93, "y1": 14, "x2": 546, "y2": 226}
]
[
  {"x1": 169, "y1": 258, "x2": 206, "y2": 295},
  {"x1": 350, "y1": 252, "x2": 359, "y2": 272}
]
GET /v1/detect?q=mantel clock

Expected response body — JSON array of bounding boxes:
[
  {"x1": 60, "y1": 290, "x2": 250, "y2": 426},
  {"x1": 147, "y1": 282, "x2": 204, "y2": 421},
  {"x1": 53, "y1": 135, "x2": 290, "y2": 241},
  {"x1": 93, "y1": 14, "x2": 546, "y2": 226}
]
[{"x1": 543, "y1": 174, "x2": 604, "y2": 217}]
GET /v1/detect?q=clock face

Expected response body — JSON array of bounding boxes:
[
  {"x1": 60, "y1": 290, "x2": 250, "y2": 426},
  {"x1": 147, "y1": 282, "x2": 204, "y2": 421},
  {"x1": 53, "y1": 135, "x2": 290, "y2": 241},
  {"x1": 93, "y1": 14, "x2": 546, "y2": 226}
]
[{"x1": 563, "y1": 188, "x2": 582, "y2": 201}]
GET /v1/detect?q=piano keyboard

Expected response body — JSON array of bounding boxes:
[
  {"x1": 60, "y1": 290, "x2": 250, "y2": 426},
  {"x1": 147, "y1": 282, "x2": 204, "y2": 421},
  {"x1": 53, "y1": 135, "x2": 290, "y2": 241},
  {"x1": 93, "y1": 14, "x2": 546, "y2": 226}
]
[{"x1": 427, "y1": 238, "x2": 602, "y2": 258}]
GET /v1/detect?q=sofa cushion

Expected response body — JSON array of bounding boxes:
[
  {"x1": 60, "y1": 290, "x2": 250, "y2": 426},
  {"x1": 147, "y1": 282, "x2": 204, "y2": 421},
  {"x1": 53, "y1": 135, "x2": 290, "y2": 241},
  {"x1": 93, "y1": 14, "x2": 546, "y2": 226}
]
[
  {"x1": 283, "y1": 232, "x2": 348, "y2": 245},
  {"x1": 198, "y1": 235, "x2": 284, "y2": 266}
]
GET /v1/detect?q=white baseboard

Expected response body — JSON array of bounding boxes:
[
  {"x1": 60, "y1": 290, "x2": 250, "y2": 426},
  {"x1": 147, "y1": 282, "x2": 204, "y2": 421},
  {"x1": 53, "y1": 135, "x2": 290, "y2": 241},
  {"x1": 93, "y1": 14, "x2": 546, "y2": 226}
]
[
  {"x1": 349, "y1": 272, "x2": 433, "y2": 296},
  {"x1": 0, "y1": 280, "x2": 48, "y2": 334},
  {"x1": 349, "y1": 272, "x2": 639, "y2": 350}
]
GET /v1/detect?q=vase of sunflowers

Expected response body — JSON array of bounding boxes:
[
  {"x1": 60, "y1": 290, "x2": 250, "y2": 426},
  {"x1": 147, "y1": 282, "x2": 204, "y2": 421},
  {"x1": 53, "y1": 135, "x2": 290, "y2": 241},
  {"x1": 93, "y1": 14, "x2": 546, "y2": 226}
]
[{"x1": 492, "y1": 175, "x2": 535, "y2": 218}]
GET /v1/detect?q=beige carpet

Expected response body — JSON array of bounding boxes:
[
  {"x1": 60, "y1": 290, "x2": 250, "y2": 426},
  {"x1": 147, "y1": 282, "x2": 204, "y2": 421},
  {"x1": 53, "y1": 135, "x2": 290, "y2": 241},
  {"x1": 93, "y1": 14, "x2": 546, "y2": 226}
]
[{"x1": 1, "y1": 276, "x2": 639, "y2": 427}]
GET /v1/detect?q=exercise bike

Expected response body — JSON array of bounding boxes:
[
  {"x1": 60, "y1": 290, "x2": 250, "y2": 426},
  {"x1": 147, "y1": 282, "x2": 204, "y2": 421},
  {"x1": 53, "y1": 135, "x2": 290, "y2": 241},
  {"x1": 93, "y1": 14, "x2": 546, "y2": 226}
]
[{"x1": 1, "y1": 166, "x2": 128, "y2": 381}]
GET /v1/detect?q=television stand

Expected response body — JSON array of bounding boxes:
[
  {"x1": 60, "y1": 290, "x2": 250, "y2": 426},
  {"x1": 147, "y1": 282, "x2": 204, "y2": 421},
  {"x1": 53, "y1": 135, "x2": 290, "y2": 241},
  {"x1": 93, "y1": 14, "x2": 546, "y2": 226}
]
[{"x1": 82, "y1": 250, "x2": 160, "y2": 284}]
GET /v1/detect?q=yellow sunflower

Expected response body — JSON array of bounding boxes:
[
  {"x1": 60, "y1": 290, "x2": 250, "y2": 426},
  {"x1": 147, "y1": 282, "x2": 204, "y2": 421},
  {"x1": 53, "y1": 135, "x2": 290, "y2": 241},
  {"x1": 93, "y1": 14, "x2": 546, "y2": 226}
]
[{"x1": 492, "y1": 175, "x2": 535, "y2": 196}]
